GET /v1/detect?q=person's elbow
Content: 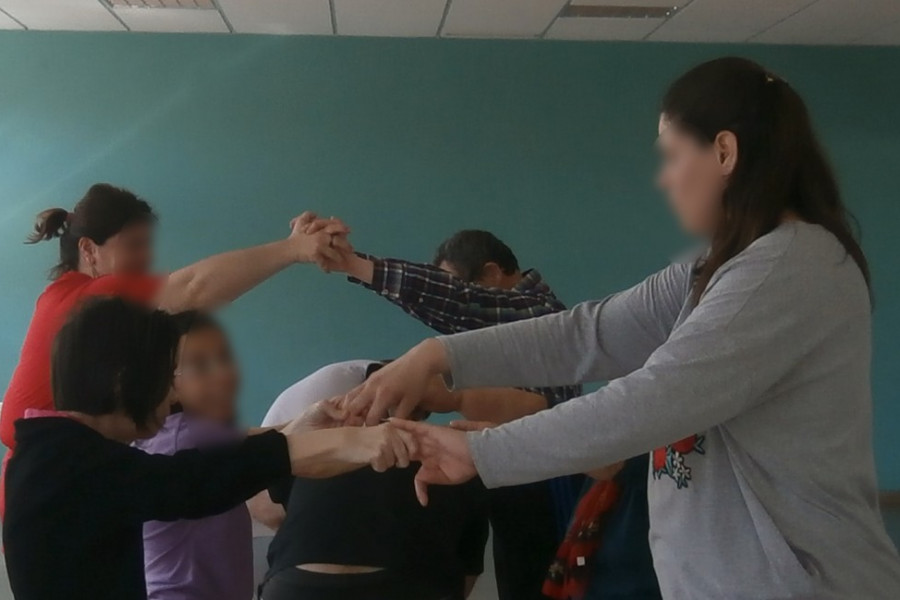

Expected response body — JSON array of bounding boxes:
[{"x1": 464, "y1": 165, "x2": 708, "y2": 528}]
[{"x1": 157, "y1": 272, "x2": 213, "y2": 313}]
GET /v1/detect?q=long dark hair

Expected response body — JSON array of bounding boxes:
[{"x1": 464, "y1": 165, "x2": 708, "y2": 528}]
[
  {"x1": 661, "y1": 57, "x2": 870, "y2": 303},
  {"x1": 26, "y1": 183, "x2": 156, "y2": 279}
]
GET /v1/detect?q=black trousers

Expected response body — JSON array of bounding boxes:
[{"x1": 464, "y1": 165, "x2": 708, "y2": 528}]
[
  {"x1": 260, "y1": 568, "x2": 458, "y2": 600},
  {"x1": 489, "y1": 482, "x2": 558, "y2": 600}
]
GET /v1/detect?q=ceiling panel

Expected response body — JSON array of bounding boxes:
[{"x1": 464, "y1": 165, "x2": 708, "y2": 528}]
[
  {"x1": 0, "y1": 0, "x2": 124, "y2": 31},
  {"x1": 216, "y1": 0, "x2": 332, "y2": 35},
  {"x1": 649, "y1": 0, "x2": 813, "y2": 42},
  {"x1": 0, "y1": 9, "x2": 23, "y2": 29},
  {"x1": 113, "y1": 6, "x2": 228, "y2": 33},
  {"x1": 753, "y1": 0, "x2": 900, "y2": 45},
  {"x1": 575, "y1": 0, "x2": 682, "y2": 5},
  {"x1": 546, "y1": 16, "x2": 663, "y2": 40},
  {"x1": 442, "y1": 0, "x2": 568, "y2": 38},
  {"x1": 335, "y1": 0, "x2": 445, "y2": 37},
  {"x1": 856, "y1": 17, "x2": 900, "y2": 45}
]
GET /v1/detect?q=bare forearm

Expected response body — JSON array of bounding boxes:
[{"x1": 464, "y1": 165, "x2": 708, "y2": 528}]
[
  {"x1": 158, "y1": 240, "x2": 297, "y2": 313},
  {"x1": 458, "y1": 388, "x2": 547, "y2": 424},
  {"x1": 344, "y1": 253, "x2": 375, "y2": 284}
]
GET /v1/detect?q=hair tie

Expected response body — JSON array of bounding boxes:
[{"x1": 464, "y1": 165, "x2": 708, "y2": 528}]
[{"x1": 65, "y1": 211, "x2": 74, "y2": 225}]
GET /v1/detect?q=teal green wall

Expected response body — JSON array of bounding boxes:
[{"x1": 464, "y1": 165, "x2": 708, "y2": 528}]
[{"x1": 1, "y1": 32, "x2": 898, "y2": 485}]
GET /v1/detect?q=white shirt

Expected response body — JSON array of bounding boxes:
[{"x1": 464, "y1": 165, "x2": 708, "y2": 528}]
[{"x1": 261, "y1": 360, "x2": 375, "y2": 427}]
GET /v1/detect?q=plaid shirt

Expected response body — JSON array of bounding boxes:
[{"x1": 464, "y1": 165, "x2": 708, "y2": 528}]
[{"x1": 350, "y1": 256, "x2": 582, "y2": 407}]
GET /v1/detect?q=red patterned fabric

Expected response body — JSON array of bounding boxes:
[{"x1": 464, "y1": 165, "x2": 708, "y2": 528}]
[{"x1": 543, "y1": 479, "x2": 621, "y2": 600}]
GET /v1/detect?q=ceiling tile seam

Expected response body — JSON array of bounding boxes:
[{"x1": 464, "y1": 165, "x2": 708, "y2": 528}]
[
  {"x1": 848, "y1": 13, "x2": 900, "y2": 44},
  {"x1": 97, "y1": 0, "x2": 131, "y2": 31},
  {"x1": 436, "y1": 0, "x2": 453, "y2": 37},
  {"x1": 641, "y1": 0, "x2": 695, "y2": 41},
  {"x1": 540, "y1": 0, "x2": 572, "y2": 39},
  {"x1": 211, "y1": 0, "x2": 234, "y2": 33},
  {"x1": 0, "y1": 5, "x2": 27, "y2": 30},
  {"x1": 329, "y1": 0, "x2": 337, "y2": 35},
  {"x1": 745, "y1": 0, "x2": 821, "y2": 42}
]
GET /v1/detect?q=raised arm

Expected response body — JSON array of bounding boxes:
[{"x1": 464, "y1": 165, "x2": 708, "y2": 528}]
[
  {"x1": 155, "y1": 213, "x2": 349, "y2": 313},
  {"x1": 339, "y1": 253, "x2": 564, "y2": 334}
]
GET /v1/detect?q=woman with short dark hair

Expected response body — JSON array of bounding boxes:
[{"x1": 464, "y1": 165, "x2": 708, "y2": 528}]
[{"x1": 2, "y1": 297, "x2": 412, "y2": 600}]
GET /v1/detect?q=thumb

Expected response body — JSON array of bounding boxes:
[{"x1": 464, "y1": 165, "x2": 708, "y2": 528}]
[{"x1": 413, "y1": 472, "x2": 430, "y2": 507}]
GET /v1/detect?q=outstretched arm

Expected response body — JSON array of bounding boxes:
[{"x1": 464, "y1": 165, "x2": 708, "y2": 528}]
[
  {"x1": 331, "y1": 251, "x2": 565, "y2": 334},
  {"x1": 119, "y1": 423, "x2": 414, "y2": 523},
  {"x1": 344, "y1": 262, "x2": 691, "y2": 424},
  {"x1": 401, "y1": 245, "x2": 823, "y2": 490},
  {"x1": 156, "y1": 212, "x2": 349, "y2": 313}
]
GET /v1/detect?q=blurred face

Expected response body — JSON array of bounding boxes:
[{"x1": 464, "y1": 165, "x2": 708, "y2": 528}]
[
  {"x1": 172, "y1": 327, "x2": 240, "y2": 424},
  {"x1": 656, "y1": 114, "x2": 735, "y2": 237},
  {"x1": 80, "y1": 222, "x2": 154, "y2": 276}
]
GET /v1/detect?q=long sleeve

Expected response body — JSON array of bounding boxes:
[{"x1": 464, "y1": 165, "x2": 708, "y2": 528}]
[
  {"x1": 112, "y1": 430, "x2": 291, "y2": 522},
  {"x1": 466, "y1": 234, "x2": 835, "y2": 487},
  {"x1": 350, "y1": 257, "x2": 565, "y2": 334},
  {"x1": 440, "y1": 262, "x2": 692, "y2": 389}
]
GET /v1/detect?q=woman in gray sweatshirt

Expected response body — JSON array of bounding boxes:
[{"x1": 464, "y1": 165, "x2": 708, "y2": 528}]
[{"x1": 345, "y1": 57, "x2": 900, "y2": 599}]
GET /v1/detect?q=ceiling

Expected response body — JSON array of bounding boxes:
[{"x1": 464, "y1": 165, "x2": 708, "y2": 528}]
[{"x1": 0, "y1": 0, "x2": 898, "y2": 45}]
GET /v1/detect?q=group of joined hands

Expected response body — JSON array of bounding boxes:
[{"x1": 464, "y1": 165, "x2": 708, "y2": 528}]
[{"x1": 276, "y1": 212, "x2": 487, "y2": 505}]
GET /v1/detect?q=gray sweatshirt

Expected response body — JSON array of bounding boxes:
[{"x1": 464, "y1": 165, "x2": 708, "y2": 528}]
[{"x1": 439, "y1": 222, "x2": 900, "y2": 599}]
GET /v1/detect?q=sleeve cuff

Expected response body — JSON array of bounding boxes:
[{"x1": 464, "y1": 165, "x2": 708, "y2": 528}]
[{"x1": 346, "y1": 253, "x2": 388, "y2": 292}]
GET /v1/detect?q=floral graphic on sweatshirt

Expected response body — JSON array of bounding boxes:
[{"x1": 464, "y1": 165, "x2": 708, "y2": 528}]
[{"x1": 652, "y1": 434, "x2": 705, "y2": 489}]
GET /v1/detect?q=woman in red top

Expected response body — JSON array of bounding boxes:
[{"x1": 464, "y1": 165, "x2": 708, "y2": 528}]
[{"x1": 0, "y1": 182, "x2": 348, "y2": 517}]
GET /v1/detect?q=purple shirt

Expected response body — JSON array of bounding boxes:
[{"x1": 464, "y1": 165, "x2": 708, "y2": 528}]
[{"x1": 135, "y1": 413, "x2": 253, "y2": 600}]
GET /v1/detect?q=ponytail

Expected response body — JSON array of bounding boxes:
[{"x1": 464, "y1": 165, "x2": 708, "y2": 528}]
[
  {"x1": 26, "y1": 208, "x2": 70, "y2": 243},
  {"x1": 25, "y1": 184, "x2": 156, "y2": 280}
]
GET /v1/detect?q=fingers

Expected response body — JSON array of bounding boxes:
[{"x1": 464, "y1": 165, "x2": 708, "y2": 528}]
[
  {"x1": 389, "y1": 427, "x2": 411, "y2": 469},
  {"x1": 320, "y1": 397, "x2": 348, "y2": 424},
  {"x1": 344, "y1": 384, "x2": 371, "y2": 420},
  {"x1": 448, "y1": 420, "x2": 496, "y2": 432},
  {"x1": 413, "y1": 472, "x2": 430, "y2": 507}
]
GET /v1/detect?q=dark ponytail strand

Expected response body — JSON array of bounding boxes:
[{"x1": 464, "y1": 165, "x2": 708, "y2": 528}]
[{"x1": 27, "y1": 208, "x2": 70, "y2": 243}]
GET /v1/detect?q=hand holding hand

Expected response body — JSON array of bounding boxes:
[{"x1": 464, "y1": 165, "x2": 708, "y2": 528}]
[
  {"x1": 296, "y1": 214, "x2": 357, "y2": 274},
  {"x1": 389, "y1": 419, "x2": 478, "y2": 506},
  {"x1": 287, "y1": 212, "x2": 352, "y2": 266},
  {"x1": 338, "y1": 423, "x2": 416, "y2": 472}
]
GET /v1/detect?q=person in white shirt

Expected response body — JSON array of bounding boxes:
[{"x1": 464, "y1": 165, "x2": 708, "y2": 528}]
[{"x1": 262, "y1": 361, "x2": 374, "y2": 428}]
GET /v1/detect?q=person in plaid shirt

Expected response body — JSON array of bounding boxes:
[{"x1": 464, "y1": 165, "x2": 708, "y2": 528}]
[{"x1": 322, "y1": 229, "x2": 583, "y2": 600}]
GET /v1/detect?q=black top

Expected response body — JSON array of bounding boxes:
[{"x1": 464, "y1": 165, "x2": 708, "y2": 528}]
[
  {"x1": 4, "y1": 417, "x2": 290, "y2": 600},
  {"x1": 266, "y1": 463, "x2": 489, "y2": 599}
]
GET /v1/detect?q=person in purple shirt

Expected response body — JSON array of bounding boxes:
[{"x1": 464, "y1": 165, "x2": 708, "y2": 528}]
[{"x1": 135, "y1": 311, "x2": 253, "y2": 600}]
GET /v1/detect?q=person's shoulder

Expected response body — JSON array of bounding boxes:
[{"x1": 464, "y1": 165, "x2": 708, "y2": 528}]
[{"x1": 37, "y1": 272, "x2": 90, "y2": 302}]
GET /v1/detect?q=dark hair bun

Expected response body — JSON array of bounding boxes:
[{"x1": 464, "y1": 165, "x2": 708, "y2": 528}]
[{"x1": 27, "y1": 208, "x2": 70, "y2": 244}]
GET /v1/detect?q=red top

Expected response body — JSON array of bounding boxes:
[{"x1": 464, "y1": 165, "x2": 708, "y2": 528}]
[{"x1": 1, "y1": 271, "x2": 161, "y2": 449}]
